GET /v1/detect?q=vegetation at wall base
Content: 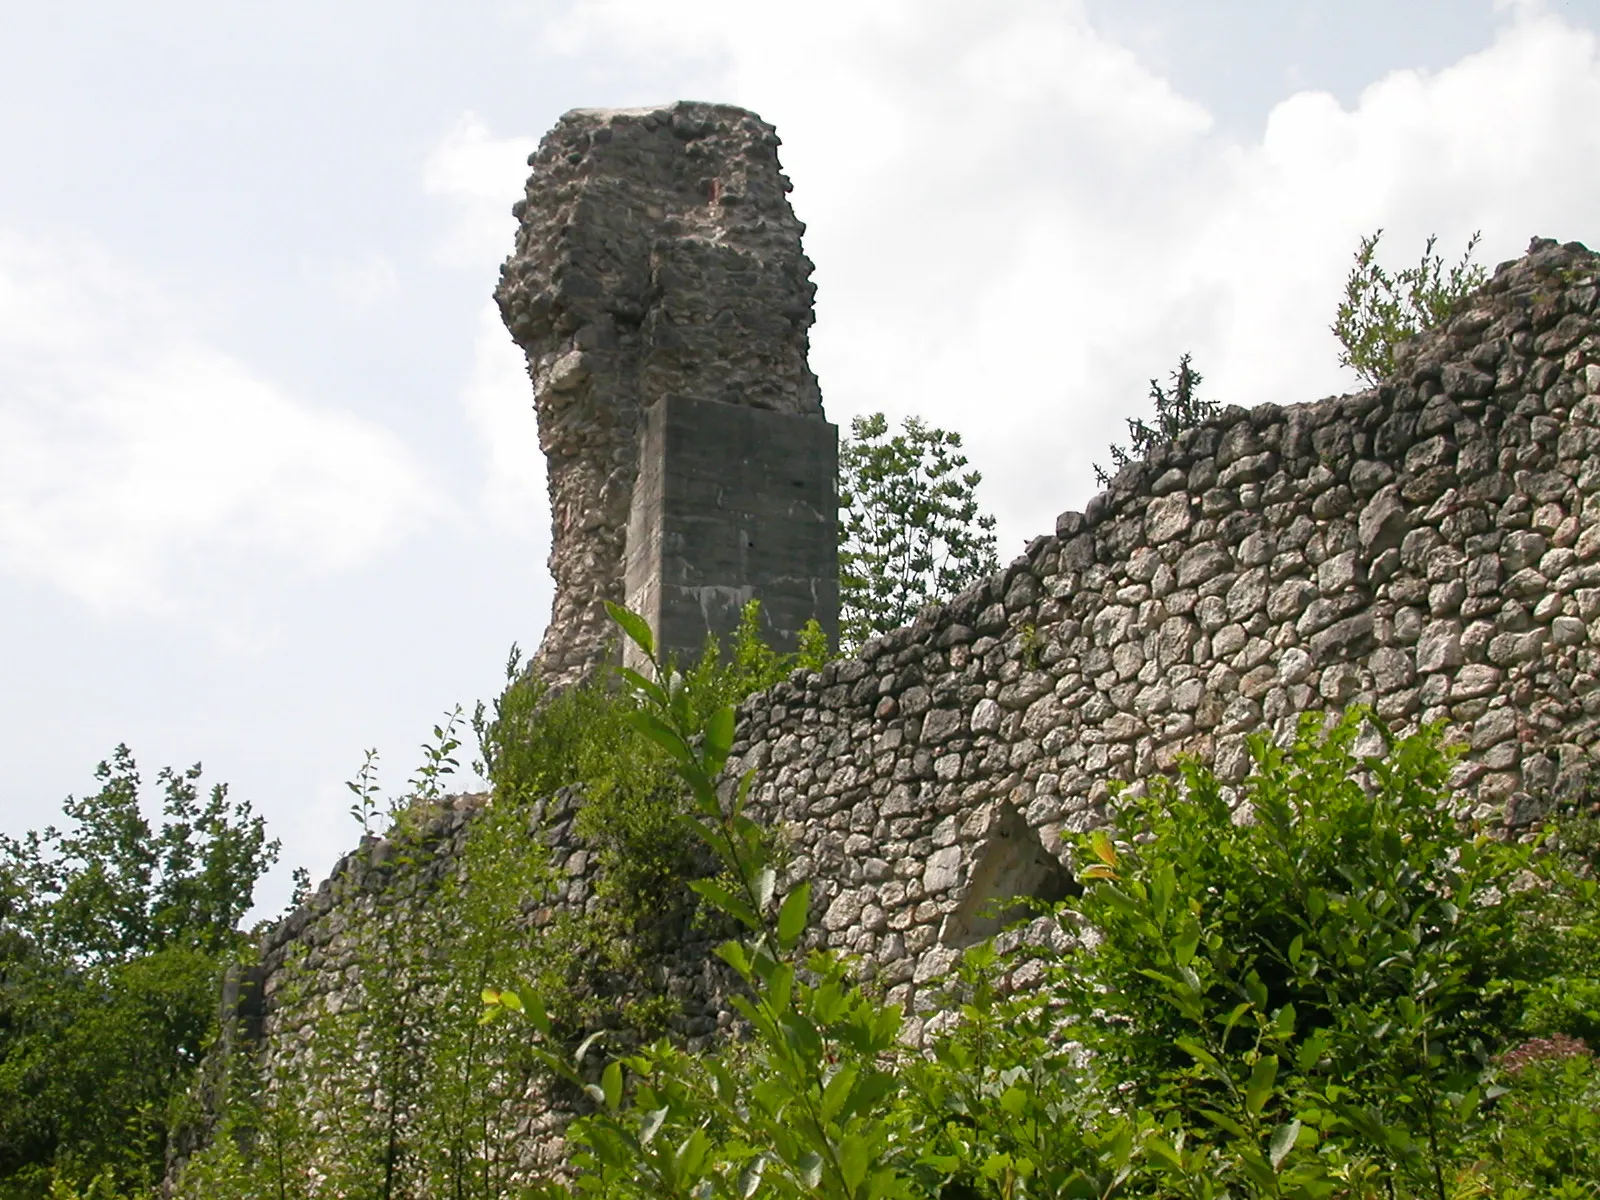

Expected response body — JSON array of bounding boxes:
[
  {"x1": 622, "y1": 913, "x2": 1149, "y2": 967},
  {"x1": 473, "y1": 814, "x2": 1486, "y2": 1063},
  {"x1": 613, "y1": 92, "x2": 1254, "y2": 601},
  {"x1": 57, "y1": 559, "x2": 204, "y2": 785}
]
[
  {"x1": 168, "y1": 601, "x2": 828, "y2": 1200},
  {"x1": 9, "y1": 601, "x2": 1600, "y2": 1199},
  {"x1": 483, "y1": 617, "x2": 1600, "y2": 1200}
]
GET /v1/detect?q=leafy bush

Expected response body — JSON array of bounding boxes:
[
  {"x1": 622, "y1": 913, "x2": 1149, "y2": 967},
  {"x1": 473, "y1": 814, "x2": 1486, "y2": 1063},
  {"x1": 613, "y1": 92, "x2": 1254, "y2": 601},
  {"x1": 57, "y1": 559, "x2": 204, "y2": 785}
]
[
  {"x1": 1095, "y1": 353, "x2": 1219, "y2": 489},
  {"x1": 175, "y1": 601, "x2": 829, "y2": 1199},
  {"x1": 478, "y1": 600, "x2": 826, "y2": 932},
  {"x1": 485, "y1": 654, "x2": 1600, "y2": 1199},
  {"x1": 1473, "y1": 1036, "x2": 1600, "y2": 1197},
  {"x1": 1332, "y1": 230, "x2": 1488, "y2": 387}
]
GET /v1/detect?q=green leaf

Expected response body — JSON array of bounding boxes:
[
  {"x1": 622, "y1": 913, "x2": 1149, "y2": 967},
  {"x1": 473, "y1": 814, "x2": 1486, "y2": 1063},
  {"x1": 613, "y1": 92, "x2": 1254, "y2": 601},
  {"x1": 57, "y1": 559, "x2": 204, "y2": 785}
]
[
  {"x1": 639, "y1": 1106, "x2": 668, "y2": 1147},
  {"x1": 1197, "y1": 1107, "x2": 1247, "y2": 1138},
  {"x1": 777, "y1": 882, "x2": 811, "y2": 950},
  {"x1": 605, "y1": 601, "x2": 655, "y2": 657},
  {"x1": 797, "y1": 1152, "x2": 824, "y2": 1189},
  {"x1": 1090, "y1": 830, "x2": 1118, "y2": 867},
  {"x1": 615, "y1": 665, "x2": 668, "y2": 708},
  {"x1": 705, "y1": 704, "x2": 736, "y2": 764},
  {"x1": 1236, "y1": 1147, "x2": 1278, "y2": 1191},
  {"x1": 574, "y1": 1030, "x2": 606, "y2": 1066},
  {"x1": 839, "y1": 1132, "x2": 870, "y2": 1192},
  {"x1": 601, "y1": 1060, "x2": 623, "y2": 1111},
  {"x1": 821, "y1": 1063, "x2": 859, "y2": 1121},
  {"x1": 675, "y1": 1128, "x2": 709, "y2": 1178},
  {"x1": 1145, "y1": 1137, "x2": 1184, "y2": 1170},
  {"x1": 1269, "y1": 1119, "x2": 1301, "y2": 1169},
  {"x1": 526, "y1": 991, "x2": 551, "y2": 1036},
  {"x1": 754, "y1": 865, "x2": 776, "y2": 911},
  {"x1": 624, "y1": 711, "x2": 692, "y2": 766},
  {"x1": 715, "y1": 939, "x2": 753, "y2": 979},
  {"x1": 1175, "y1": 1037, "x2": 1221, "y2": 1072},
  {"x1": 1173, "y1": 920, "x2": 1200, "y2": 968},
  {"x1": 689, "y1": 879, "x2": 762, "y2": 930},
  {"x1": 1246, "y1": 1054, "x2": 1279, "y2": 1117},
  {"x1": 765, "y1": 962, "x2": 795, "y2": 1013},
  {"x1": 1096, "y1": 885, "x2": 1141, "y2": 916},
  {"x1": 1274, "y1": 1003, "x2": 1296, "y2": 1038},
  {"x1": 1307, "y1": 888, "x2": 1326, "y2": 921},
  {"x1": 738, "y1": 1156, "x2": 767, "y2": 1198}
]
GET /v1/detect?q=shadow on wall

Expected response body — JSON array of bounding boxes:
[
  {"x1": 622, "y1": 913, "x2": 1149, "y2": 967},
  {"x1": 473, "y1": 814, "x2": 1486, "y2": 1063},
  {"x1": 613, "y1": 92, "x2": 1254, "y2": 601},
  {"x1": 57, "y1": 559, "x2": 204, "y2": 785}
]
[{"x1": 938, "y1": 805, "x2": 1078, "y2": 950}]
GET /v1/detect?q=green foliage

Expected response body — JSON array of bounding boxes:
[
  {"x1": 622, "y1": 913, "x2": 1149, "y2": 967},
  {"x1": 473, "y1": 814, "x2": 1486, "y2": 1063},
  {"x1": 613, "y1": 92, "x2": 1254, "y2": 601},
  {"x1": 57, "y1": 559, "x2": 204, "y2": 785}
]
[
  {"x1": 489, "y1": 603, "x2": 919, "y2": 1198},
  {"x1": 1095, "y1": 353, "x2": 1219, "y2": 488},
  {"x1": 1333, "y1": 229, "x2": 1488, "y2": 387},
  {"x1": 1509, "y1": 815, "x2": 1600, "y2": 1046},
  {"x1": 177, "y1": 600, "x2": 828, "y2": 1199},
  {"x1": 345, "y1": 746, "x2": 382, "y2": 834},
  {"x1": 0, "y1": 749, "x2": 277, "y2": 1198},
  {"x1": 407, "y1": 703, "x2": 465, "y2": 805},
  {"x1": 1054, "y1": 711, "x2": 1541, "y2": 1197},
  {"x1": 178, "y1": 725, "x2": 556, "y2": 1200},
  {"x1": 838, "y1": 412, "x2": 998, "y2": 650},
  {"x1": 478, "y1": 600, "x2": 824, "y2": 935},
  {"x1": 484, "y1": 658, "x2": 1600, "y2": 1199},
  {"x1": 1473, "y1": 1037, "x2": 1600, "y2": 1196}
]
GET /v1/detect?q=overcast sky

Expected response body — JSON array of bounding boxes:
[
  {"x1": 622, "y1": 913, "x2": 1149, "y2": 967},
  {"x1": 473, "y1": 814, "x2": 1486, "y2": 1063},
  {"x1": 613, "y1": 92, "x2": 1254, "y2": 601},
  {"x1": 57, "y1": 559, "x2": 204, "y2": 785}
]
[{"x1": 4, "y1": 0, "x2": 1599, "y2": 917}]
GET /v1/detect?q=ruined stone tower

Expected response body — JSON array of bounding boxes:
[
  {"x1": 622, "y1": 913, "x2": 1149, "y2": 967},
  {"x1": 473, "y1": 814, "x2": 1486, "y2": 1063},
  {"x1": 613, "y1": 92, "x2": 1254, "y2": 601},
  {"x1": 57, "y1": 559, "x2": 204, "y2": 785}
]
[{"x1": 495, "y1": 101, "x2": 839, "y2": 686}]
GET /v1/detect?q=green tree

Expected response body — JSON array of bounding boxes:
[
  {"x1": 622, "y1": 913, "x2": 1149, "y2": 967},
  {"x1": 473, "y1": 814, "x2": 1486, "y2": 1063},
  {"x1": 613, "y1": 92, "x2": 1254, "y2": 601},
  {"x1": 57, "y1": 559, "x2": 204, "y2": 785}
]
[
  {"x1": 1094, "y1": 352, "x2": 1218, "y2": 488},
  {"x1": 0, "y1": 748, "x2": 278, "y2": 1197},
  {"x1": 838, "y1": 413, "x2": 998, "y2": 650},
  {"x1": 1332, "y1": 229, "x2": 1488, "y2": 387}
]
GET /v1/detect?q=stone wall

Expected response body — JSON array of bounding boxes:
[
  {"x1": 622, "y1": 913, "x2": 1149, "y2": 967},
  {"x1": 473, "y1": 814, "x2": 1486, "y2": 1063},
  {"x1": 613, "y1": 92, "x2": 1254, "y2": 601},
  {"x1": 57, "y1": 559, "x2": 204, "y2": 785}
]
[
  {"x1": 495, "y1": 101, "x2": 833, "y2": 686},
  {"x1": 717, "y1": 235, "x2": 1600, "y2": 1039},
  {"x1": 192, "y1": 207, "x2": 1600, "y2": 1184}
]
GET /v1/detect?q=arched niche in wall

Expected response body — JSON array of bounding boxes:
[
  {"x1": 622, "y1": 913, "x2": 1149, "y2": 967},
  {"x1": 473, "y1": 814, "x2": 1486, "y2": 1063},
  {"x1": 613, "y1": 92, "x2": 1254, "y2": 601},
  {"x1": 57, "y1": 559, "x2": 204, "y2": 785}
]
[{"x1": 938, "y1": 804, "x2": 1077, "y2": 950}]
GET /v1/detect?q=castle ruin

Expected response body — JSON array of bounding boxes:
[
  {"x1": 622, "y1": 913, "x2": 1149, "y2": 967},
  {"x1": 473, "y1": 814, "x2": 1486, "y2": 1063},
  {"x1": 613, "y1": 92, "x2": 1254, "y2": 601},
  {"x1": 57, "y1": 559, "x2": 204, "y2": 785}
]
[
  {"x1": 494, "y1": 101, "x2": 839, "y2": 684},
  {"x1": 174, "y1": 99, "x2": 1600, "y2": 1190}
]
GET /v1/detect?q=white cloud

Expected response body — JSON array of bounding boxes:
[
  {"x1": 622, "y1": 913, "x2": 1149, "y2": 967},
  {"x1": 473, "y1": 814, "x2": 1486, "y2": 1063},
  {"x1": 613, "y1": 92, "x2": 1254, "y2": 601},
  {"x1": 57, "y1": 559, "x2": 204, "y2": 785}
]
[
  {"x1": 547, "y1": 0, "x2": 1600, "y2": 557},
  {"x1": 423, "y1": 113, "x2": 538, "y2": 269},
  {"x1": 0, "y1": 232, "x2": 439, "y2": 614},
  {"x1": 423, "y1": 117, "x2": 550, "y2": 547},
  {"x1": 314, "y1": 253, "x2": 401, "y2": 313},
  {"x1": 461, "y1": 301, "x2": 548, "y2": 537}
]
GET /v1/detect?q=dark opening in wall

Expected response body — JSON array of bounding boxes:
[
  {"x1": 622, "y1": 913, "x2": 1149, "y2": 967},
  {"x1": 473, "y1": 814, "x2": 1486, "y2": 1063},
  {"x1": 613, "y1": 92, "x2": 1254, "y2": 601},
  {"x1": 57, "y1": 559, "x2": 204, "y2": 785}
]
[{"x1": 939, "y1": 804, "x2": 1078, "y2": 949}]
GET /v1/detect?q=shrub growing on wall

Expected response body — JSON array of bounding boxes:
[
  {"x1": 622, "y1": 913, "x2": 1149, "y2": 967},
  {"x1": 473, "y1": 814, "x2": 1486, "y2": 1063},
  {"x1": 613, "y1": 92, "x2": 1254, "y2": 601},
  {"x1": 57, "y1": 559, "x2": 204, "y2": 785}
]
[
  {"x1": 1332, "y1": 229, "x2": 1488, "y2": 387},
  {"x1": 1095, "y1": 352, "x2": 1219, "y2": 489}
]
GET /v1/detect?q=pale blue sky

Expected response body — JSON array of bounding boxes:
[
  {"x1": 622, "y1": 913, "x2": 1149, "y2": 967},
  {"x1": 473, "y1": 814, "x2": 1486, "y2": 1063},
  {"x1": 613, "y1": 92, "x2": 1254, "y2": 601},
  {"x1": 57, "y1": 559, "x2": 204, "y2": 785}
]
[{"x1": 3, "y1": 0, "x2": 1598, "y2": 917}]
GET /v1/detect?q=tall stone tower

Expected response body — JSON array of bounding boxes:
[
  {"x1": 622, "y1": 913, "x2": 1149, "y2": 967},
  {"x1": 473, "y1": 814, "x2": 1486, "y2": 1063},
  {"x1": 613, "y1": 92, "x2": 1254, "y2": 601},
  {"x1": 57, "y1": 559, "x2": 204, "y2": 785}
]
[{"x1": 495, "y1": 101, "x2": 839, "y2": 686}]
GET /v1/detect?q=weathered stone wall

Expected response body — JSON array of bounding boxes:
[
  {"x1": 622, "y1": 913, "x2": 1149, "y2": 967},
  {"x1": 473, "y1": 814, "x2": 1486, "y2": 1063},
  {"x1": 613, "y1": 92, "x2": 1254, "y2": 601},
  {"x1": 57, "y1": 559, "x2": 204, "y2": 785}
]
[
  {"x1": 193, "y1": 211, "x2": 1600, "y2": 1186},
  {"x1": 718, "y1": 235, "x2": 1600, "y2": 1039},
  {"x1": 495, "y1": 101, "x2": 832, "y2": 685}
]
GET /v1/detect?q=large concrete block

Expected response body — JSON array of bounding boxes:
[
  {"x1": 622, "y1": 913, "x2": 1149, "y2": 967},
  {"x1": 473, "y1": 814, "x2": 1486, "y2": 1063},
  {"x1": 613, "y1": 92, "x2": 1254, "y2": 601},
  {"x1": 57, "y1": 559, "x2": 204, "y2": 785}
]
[{"x1": 624, "y1": 395, "x2": 838, "y2": 667}]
